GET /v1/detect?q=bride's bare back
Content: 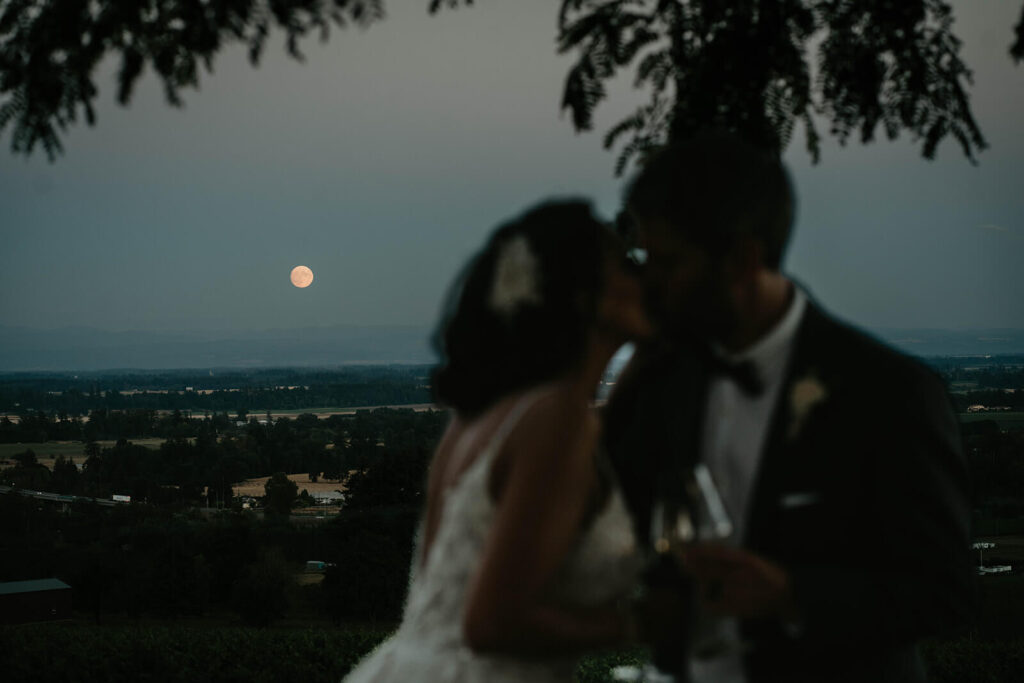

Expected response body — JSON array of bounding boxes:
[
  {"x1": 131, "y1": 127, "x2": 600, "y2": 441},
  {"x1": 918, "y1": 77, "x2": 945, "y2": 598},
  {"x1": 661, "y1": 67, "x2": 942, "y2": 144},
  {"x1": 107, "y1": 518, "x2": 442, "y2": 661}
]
[
  {"x1": 420, "y1": 383, "x2": 597, "y2": 573},
  {"x1": 405, "y1": 382, "x2": 641, "y2": 660}
]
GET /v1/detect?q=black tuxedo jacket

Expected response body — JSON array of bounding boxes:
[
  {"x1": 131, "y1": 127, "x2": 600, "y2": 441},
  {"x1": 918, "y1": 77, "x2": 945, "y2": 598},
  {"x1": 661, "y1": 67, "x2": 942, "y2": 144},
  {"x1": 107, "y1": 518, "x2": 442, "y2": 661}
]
[{"x1": 604, "y1": 301, "x2": 973, "y2": 682}]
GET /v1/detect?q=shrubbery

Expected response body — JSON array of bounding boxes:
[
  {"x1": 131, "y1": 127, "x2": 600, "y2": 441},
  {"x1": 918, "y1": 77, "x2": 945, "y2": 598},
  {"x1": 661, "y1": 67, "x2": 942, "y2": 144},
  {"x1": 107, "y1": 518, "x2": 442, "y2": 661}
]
[
  {"x1": 320, "y1": 507, "x2": 420, "y2": 623},
  {"x1": 0, "y1": 624, "x2": 389, "y2": 683},
  {"x1": 1, "y1": 624, "x2": 1020, "y2": 683},
  {"x1": 922, "y1": 638, "x2": 1024, "y2": 683}
]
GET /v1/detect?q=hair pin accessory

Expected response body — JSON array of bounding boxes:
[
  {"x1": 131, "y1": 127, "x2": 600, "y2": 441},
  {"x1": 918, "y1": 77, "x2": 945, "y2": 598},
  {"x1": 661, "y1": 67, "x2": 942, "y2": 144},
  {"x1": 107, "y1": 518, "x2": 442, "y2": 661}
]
[{"x1": 489, "y1": 235, "x2": 542, "y2": 316}]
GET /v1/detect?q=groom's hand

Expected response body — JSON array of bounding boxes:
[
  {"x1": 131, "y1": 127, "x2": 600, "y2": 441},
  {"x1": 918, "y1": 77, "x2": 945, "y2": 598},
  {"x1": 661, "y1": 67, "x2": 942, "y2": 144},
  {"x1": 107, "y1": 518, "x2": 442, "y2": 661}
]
[
  {"x1": 631, "y1": 582, "x2": 688, "y2": 645},
  {"x1": 681, "y1": 543, "x2": 798, "y2": 622}
]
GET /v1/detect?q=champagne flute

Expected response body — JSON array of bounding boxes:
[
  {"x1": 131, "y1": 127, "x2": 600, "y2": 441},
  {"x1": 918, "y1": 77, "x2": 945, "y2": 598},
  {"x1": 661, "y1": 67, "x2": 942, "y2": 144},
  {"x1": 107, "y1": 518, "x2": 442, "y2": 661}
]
[
  {"x1": 614, "y1": 464, "x2": 735, "y2": 682},
  {"x1": 650, "y1": 464, "x2": 732, "y2": 554},
  {"x1": 653, "y1": 464, "x2": 738, "y2": 662},
  {"x1": 685, "y1": 464, "x2": 740, "y2": 661}
]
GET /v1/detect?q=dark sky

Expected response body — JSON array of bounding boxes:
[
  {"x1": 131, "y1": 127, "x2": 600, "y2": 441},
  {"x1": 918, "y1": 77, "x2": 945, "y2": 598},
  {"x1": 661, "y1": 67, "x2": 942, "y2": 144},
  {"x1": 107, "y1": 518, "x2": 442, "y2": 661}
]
[{"x1": 1, "y1": 1, "x2": 1021, "y2": 334}]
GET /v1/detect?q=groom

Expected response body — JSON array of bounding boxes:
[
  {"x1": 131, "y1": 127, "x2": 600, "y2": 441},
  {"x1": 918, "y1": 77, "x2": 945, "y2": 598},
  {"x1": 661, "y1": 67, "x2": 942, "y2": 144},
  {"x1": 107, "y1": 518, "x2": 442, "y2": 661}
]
[{"x1": 605, "y1": 132, "x2": 973, "y2": 682}]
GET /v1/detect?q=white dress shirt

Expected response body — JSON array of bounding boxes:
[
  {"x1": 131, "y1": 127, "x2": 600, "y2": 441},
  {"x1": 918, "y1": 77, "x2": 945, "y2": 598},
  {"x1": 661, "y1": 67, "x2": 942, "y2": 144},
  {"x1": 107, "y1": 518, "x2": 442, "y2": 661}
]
[{"x1": 690, "y1": 285, "x2": 807, "y2": 683}]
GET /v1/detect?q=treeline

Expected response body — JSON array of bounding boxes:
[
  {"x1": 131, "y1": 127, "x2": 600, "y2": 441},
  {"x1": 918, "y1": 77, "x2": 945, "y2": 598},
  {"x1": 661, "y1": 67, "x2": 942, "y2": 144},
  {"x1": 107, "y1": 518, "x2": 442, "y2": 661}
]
[
  {"x1": 0, "y1": 365, "x2": 434, "y2": 415},
  {"x1": 950, "y1": 390, "x2": 1024, "y2": 412},
  {"x1": 931, "y1": 358, "x2": 1024, "y2": 391},
  {"x1": 0, "y1": 383, "x2": 432, "y2": 415},
  {"x1": 0, "y1": 405, "x2": 440, "y2": 445},
  {"x1": 5, "y1": 360, "x2": 1023, "y2": 417},
  {"x1": 0, "y1": 365, "x2": 435, "y2": 393},
  {"x1": 0, "y1": 494, "x2": 422, "y2": 626},
  {"x1": 1, "y1": 409, "x2": 446, "y2": 506},
  {"x1": 962, "y1": 421, "x2": 1024, "y2": 520},
  {"x1": 1, "y1": 409, "x2": 206, "y2": 443},
  {"x1": 2, "y1": 402, "x2": 1022, "y2": 640}
]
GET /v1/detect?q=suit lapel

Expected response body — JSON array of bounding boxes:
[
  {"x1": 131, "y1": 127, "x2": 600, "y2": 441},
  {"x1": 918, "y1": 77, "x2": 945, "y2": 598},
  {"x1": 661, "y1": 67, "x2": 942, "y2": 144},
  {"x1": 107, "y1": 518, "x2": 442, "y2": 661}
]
[{"x1": 744, "y1": 302, "x2": 830, "y2": 553}]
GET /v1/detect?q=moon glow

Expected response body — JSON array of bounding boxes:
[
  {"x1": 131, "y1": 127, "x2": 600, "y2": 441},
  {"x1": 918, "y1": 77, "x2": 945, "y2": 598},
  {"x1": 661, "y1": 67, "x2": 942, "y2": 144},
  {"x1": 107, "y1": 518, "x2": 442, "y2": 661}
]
[{"x1": 290, "y1": 265, "x2": 314, "y2": 288}]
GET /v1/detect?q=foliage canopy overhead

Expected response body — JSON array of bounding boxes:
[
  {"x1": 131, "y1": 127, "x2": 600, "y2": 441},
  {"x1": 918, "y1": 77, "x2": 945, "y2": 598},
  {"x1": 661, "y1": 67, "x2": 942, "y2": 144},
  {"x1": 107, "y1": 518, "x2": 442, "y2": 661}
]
[
  {"x1": 0, "y1": 0, "x2": 1019, "y2": 170},
  {"x1": 0, "y1": 0, "x2": 412, "y2": 158},
  {"x1": 556, "y1": 0, "x2": 1010, "y2": 174}
]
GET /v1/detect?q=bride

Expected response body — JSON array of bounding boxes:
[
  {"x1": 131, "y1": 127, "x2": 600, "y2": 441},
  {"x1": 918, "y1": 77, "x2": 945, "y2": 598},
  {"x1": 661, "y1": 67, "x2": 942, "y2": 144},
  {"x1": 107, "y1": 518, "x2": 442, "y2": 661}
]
[{"x1": 343, "y1": 199, "x2": 653, "y2": 682}]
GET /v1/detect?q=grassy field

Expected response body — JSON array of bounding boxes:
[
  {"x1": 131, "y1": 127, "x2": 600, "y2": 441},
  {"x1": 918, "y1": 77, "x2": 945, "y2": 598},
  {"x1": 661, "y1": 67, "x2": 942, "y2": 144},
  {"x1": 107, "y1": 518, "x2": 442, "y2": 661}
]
[
  {"x1": 0, "y1": 439, "x2": 166, "y2": 464},
  {"x1": 233, "y1": 473, "x2": 347, "y2": 498}
]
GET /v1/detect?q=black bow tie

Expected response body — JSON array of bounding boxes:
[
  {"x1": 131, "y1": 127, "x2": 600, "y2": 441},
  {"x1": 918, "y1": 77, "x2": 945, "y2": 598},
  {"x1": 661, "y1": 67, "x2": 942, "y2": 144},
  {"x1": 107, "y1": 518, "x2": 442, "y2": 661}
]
[{"x1": 706, "y1": 353, "x2": 764, "y2": 397}]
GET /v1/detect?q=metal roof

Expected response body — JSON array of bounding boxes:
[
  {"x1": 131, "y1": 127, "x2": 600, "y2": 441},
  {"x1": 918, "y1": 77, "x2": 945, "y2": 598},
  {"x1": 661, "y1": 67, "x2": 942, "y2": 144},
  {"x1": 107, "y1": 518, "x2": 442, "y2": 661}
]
[{"x1": 0, "y1": 578, "x2": 71, "y2": 595}]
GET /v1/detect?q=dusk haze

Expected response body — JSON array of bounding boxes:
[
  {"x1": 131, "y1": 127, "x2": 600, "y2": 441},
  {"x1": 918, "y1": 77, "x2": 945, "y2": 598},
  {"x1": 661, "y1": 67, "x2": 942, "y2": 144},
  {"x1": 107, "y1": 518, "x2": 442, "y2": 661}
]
[{"x1": 1, "y1": 3, "x2": 1022, "y2": 682}]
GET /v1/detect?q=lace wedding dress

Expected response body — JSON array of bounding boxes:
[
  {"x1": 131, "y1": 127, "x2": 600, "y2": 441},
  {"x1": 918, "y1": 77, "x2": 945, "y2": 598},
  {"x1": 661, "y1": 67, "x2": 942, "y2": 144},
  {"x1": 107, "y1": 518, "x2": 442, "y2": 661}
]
[{"x1": 343, "y1": 392, "x2": 642, "y2": 682}]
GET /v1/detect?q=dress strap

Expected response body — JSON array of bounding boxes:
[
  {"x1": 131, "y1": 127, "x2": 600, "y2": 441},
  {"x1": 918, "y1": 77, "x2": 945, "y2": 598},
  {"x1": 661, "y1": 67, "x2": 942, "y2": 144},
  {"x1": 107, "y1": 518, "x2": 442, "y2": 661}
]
[
  {"x1": 489, "y1": 385, "x2": 551, "y2": 452},
  {"x1": 448, "y1": 385, "x2": 552, "y2": 481}
]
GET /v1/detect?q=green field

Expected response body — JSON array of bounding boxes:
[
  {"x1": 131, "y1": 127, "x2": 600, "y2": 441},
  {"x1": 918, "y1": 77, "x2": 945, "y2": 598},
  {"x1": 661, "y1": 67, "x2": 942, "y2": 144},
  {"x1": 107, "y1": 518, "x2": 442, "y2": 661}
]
[
  {"x1": 0, "y1": 439, "x2": 166, "y2": 462},
  {"x1": 958, "y1": 412, "x2": 1024, "y2": 431}
]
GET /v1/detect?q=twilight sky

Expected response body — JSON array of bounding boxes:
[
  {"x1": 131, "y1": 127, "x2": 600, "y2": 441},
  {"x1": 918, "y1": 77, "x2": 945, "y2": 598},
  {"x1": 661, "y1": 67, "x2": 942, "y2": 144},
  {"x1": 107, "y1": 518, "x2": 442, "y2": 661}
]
[{"x1": 1, "y1": 0, "x2": 1022, "y2": 335}]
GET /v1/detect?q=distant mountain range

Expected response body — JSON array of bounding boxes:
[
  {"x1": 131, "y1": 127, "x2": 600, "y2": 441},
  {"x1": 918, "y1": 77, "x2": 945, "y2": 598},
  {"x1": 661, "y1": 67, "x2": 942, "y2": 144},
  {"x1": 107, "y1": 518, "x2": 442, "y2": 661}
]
[
  {"x1": 0, "y1": 325, "x2": 437, "y2": 371},
  {"x1": 0, "y1": 324, "x2": 1022, "y2": 371},
  {"x1": 872, "y1": 328, "x2": 1024, "y2": 359}
]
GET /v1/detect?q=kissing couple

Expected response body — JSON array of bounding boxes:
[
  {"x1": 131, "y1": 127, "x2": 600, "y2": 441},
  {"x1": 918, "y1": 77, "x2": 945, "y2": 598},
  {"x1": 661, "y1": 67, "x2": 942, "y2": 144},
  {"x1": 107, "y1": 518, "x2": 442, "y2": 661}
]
[{"x1": 344, "y1": 132, "x2": 973, "y2": 682}]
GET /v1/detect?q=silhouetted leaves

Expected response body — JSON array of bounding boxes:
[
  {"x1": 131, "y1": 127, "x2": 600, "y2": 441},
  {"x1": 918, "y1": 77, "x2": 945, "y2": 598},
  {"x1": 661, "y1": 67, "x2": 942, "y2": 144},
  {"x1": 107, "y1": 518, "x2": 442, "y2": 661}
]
[
  {"x1": 558, "y1": 0, "x2": 999, "y2": 174},
  {"x1": 0, "y1": 0, "x2": 386, "y2": 159},
  {"x1": 1013, "y1": 4, "x2": 1024, "y2": 63},
  {"x1": 2, "y1": 0, "x2": 1019, "y2": 168},
  {"x1": 428, "y1": 0, "x2": 473, "y2": 14}
]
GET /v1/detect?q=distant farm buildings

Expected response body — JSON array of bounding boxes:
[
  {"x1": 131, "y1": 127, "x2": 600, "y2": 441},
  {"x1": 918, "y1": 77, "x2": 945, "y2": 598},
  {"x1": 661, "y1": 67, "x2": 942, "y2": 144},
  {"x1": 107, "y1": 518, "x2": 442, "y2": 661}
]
[
  {"x1": 973, "y1": 542, "x2": 1013, "y2": 576},
  {"x1": 311, "y1": 490, "x2": 345, "y2": 505}
]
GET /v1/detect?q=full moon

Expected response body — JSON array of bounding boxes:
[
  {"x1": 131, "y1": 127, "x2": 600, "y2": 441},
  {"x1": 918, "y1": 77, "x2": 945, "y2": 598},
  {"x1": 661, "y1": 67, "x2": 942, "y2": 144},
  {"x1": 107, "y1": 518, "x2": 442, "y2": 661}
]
[{"x1": 290, "y1": 265, "x2": 314, "y2": 288}]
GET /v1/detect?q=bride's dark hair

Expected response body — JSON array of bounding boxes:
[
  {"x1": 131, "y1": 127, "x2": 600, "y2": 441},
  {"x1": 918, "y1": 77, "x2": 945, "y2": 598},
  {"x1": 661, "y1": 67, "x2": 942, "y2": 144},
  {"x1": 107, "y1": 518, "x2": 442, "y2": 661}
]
[{"x1": 431, "y1": 199, "x2": 616, "y2": 417}]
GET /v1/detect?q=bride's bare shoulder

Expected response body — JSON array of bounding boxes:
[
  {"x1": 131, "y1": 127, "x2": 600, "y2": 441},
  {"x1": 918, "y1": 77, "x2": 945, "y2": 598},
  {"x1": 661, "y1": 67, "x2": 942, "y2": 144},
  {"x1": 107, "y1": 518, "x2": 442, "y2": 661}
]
[
  {"x1": 499, "y1": 383, "x2": 596, "y2": 464},
  {"x1": 521, "y1": 381, "x2": 590, "y2": 426},
  {"x1": 460, "y1": 382, "x2": 582, "y2": 432}
]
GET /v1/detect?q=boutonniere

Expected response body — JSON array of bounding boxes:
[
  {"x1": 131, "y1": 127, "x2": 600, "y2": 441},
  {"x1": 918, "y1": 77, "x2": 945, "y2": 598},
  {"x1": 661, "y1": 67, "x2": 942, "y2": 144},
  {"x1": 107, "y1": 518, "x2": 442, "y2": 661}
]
[{"x1": 788, "y1": 371, "x2": 828, "y2": 440}]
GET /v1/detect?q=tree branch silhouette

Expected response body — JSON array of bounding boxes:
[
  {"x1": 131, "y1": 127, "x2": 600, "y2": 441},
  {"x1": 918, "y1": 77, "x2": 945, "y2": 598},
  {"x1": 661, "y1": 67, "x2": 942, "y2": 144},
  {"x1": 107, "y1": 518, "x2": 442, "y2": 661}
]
[
  {"x1": 1013, "y1": 3, "x2": 1024, "y2": 63},
  {"x1": 1, "y1": 0, "x2": 1018, "y2": 168},
  {"x1": 0, "y1": 0, "x2": 471, "y2": 160},
  {"x1": 558, "y1": 0, "x2": 1001, "y2": 174}
]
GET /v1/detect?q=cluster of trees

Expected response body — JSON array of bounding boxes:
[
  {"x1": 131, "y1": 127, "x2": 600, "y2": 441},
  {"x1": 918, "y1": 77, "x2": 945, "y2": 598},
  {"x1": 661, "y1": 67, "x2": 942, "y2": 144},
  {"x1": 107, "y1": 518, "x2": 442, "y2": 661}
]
[
  {"x1": 0, "y1": 406, "x2": 443, "y2": 626},
  {"x1": 1, "y1": 366, "x2": 432, "y2": 393},
  {"x1": 0, "y1": 409, "x2": 204, "y2": 443},
  {"x1": 1, "y1": 408, "x2": 446, "y2": 508},
  {"x1": 1, "y1": 495, "x2": 320, "y2": 625},
  {"x1": 2, "y1": 357, "x2": 1022, "y2": 628},
  {"x1": 933, "y1": 358, "x2": 1024, "y2": 389},
  {"x1": 963, "y1": 421, "x2": 1024, "y2": 517},
  {"x1": 936, "y1": 361, "x2": 1024, "y2": 412},
  {"x1": 1, "y1": 411, "x2": 88, "y2": 442},
  {"x1": 0, "y1": 366, "x2": 433, "y2": 415},
  {"x1": 1, "y1": 383, "x2": 432, "y2": 415}
]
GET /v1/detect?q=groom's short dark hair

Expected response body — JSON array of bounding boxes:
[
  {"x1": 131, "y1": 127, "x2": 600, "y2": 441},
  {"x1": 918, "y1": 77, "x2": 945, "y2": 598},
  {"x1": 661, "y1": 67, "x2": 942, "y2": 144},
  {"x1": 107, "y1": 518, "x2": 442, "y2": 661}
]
[{"x1": 625, "y1": 131, "x2": 795, "y2": 270}]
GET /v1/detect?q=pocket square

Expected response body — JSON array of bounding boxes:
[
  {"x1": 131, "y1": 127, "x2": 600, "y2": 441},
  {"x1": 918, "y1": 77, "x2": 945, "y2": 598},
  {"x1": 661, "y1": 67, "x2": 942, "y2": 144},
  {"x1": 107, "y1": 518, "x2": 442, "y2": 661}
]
[{"x1": 780, "y1": 492, "x2": 822, "y2": 509}]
